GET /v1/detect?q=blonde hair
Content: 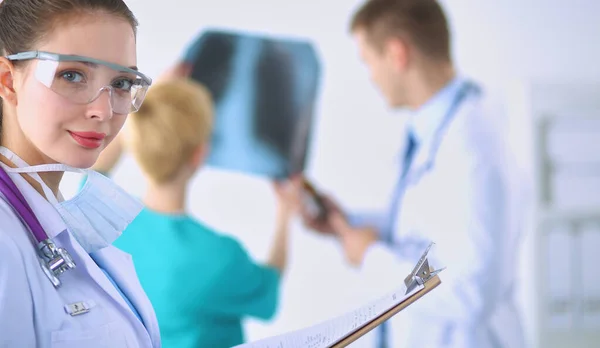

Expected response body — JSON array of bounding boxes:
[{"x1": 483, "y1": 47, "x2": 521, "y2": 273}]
[{"x1": 127, "y1": 78, "x2": 213, "y2": 184}]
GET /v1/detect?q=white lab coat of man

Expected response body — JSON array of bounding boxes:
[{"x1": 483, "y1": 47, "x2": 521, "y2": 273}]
[
  {"x1": 354, "y1": 77, "x2": 527, "y2": 348},
  {"x1": 0, "y1": 171, "x2": 161, "y2": 348}
]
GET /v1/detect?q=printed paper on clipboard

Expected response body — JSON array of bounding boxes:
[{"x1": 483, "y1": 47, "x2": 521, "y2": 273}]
[{"x1": 234, "y1": 242, "x2": 444, "y2": 348}]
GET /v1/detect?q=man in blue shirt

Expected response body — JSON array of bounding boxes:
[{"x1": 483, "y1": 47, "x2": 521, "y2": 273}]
[{"x1": 297, "y1": 1, "x2": 528, "y2": 347}]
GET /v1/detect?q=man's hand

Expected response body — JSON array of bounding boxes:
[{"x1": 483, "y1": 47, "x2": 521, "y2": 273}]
[
  {"x1": 329, "y1": 211, "x2": 379, "y2": 267},
  {"x1": 299, "y1": 194, "x2": 345, "y2": 235}
]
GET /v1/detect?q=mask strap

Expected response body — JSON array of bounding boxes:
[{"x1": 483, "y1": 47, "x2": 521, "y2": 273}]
[
  {"x1": 0, "y1": 146, "x2": 29, "y2": 167},
  {"x1": 5, "y1": 163, "x2": 84, "y2": 174},
  {"x1": 0, "y1": 163, "x2": 60, "y2": 205},
  {"x1": 0, "y1": 147, "x2": 83, "y2": 205}
]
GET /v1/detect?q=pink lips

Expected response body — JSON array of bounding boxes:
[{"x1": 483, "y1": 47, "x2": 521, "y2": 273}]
[{"x1": 68, "y1": 131, "x2": 106, "y2": 149}]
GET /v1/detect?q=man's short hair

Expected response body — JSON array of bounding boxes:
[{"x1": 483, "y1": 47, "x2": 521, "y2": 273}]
[{"x1": 350, "y1": 0, "x2": 451, "y2": 62}]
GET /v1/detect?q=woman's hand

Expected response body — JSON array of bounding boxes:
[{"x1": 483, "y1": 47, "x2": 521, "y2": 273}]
[
  {"x1": 267, "y1": 176, "x2": 303, "y2": 273},
  {"x1": 272, "y1": 176, "x2": 303, "y2": 220},
  {"x1": 157, "y1": 61, "x2": 193, "y2": 82}
]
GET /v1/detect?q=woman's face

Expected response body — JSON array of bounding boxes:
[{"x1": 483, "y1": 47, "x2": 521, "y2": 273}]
[{"x1": 10, "y1": 14, "x2": 137, "y2": 168}]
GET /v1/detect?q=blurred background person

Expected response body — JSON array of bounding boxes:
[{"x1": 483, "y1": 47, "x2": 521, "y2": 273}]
[
  {"x1": 89, "y1": 78, "x2": 300, "y2": 348},
  {"x1": 295, "y1": 0, "x2": 527, "y2": 347}
]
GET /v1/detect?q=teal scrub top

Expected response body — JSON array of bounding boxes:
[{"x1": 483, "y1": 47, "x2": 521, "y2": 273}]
[{"x1": 113, "y1": 208, "x2": 281, "y2": 348}]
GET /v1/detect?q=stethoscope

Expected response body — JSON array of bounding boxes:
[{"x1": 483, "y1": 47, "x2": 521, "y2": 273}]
[
  {"x1": 404, "y1": 80, "x2": 481, "y2": 184},
  {"x1": 0, "y1": 164, "x2": 75, "y2": 288},
  {"x1": 383, "y1": 80, "x2": 482, "y2": 244}
]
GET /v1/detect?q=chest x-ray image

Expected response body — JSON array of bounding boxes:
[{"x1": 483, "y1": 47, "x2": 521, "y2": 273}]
[{"x1": 182, "y1": 29, "x2": 322, "y2": 179}]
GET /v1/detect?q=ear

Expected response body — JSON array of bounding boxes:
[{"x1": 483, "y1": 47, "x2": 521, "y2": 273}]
[
  {"x1": 385, "y1": 38, "x2": 410, "y2": 72},
  {"x1": 0, "y1": 57, "x2": 17, "y2": 106},
  {"x1": 189, "y1": 142, "x2": 209, "y2": 169}
]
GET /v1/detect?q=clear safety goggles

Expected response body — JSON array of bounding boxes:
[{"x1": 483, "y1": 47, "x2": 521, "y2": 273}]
[{"x1": 5, "y1": 51, "x2": 152, "y2": 115}]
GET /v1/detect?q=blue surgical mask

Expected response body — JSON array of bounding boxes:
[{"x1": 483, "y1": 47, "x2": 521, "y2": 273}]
[{"x1": 0, "y1": 147, "x2": 143, "y2": 254}]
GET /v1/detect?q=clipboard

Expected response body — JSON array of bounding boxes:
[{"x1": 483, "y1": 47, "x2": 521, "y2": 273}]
[
  {"x1": 332, "y1": 242, "x2": 444, "y2": 347},
  {"x1": 235, "y1": 242, "x2": 444, "y2": 348},
  {"x1": 332, "y1": 275, "x2": 441, "y2": 347}
]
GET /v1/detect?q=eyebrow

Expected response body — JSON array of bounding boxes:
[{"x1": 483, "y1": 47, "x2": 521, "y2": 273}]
[
  {"x1": 75, "y1": 61, "x2": 139, "y2": 72},
  {"x1": 80, "y1": 61, "x2": 98, "y2": 68}
]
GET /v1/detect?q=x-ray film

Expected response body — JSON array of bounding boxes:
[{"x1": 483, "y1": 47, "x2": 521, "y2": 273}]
[{"x1": 182, "y1": 29, "x2": 322, "y2": 179}]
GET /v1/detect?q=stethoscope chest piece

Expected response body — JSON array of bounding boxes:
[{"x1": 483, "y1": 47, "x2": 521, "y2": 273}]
[
  {"x1": 38, "y1": 240, "x2": 76, "y2": 288},
  {"x1": 39, "y1": 258, "x2": 61, "y2": 288}
]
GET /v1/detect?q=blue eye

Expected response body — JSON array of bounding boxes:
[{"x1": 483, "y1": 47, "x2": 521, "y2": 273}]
[
  {"x1": 112, "y1": 78, "x2": 133, "y2": 91},
  {"x1": 61, "y1": 71, "x2": 84, "y2": 83}
]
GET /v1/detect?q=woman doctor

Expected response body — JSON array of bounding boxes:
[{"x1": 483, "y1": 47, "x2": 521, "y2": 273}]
[{"x1": 0, "y1": 0, "x2": 160, "y2": 347}]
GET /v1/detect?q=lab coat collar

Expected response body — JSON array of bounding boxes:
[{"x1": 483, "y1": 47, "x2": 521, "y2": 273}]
[
  {"x1": 407, "y1": 76, "x2": 466, "y2": 147},
  {"x1": 91, "y1": 247, "x2": 162, "y2": 347},
  {"x1": 7, "y1": 170, "x2": 68, "y2": 239},
  {"x1": 400, "y1": 76, "x2": 476, "y2": 179}
]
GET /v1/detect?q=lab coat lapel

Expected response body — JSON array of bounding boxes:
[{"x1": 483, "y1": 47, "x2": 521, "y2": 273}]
[
  {"x1": 404, "y1": 141, "x2": 434, "y2": 186},
  {"x1": 12, "y1": 177, "x2": 140, "y2": 318},
  {"x1": 92, "y1": 246, "x2": 161, "y2": 346},
  {"x1": 67, "y1": 237, "x2": 140, "y2": 320}
]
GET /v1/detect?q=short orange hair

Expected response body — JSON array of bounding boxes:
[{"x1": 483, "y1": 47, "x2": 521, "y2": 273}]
[{"x1": 126, "y1": 78, "x2": 213, "y2": 184}]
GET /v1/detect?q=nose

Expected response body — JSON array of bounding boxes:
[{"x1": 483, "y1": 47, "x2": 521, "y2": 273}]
[{"x1": 86, "y1": 87, "x2": 113, "y2": 120}]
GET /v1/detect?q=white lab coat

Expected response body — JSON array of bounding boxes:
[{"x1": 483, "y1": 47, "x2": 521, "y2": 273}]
[
  {"x1": 358, "y1": 82, "x2": 528, "y2": 348},
  {"x1": 0, "y1": 172, "x2": 161, "y2": 348}
]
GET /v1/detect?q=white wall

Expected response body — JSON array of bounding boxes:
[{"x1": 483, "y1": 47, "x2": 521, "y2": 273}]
[{"x1": 61, "y1": 0, "x2": 600, "y2": 346}]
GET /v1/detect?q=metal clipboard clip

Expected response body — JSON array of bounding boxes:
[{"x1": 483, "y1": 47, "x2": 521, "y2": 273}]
[{"x1": 404, "y1": 242, "x2": 446, "y2": 295}]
